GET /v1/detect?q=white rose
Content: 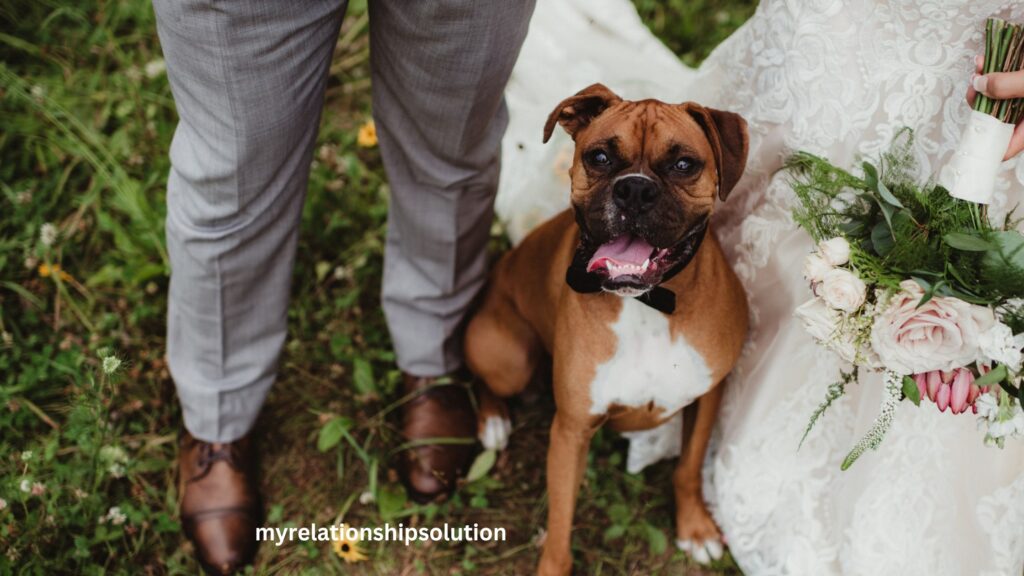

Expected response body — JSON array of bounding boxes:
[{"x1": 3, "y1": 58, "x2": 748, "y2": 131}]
[
  {"x1": 978, "y1": 322, "x2": 1024, "y2": 372},
  {"x1": 819, "y1": 268, "x2": 867, "y2": 313},
  {"x1": 871, "y1": 280, "x2": 995, "y2": 374},
  {"x1": 794, "y1": 298, "x2": 858, "y2": 363},
  {"x1": 802, "y1": 253, "x2": 832, "y2": 283},
  {"x1": 818, "y1": 237, "x2": 851, "y2": 266}
]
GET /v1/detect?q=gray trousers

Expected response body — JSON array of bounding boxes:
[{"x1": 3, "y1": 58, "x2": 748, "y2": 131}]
[{"x1": 154, "y1": 0, "x2": 535, "y2": 442}]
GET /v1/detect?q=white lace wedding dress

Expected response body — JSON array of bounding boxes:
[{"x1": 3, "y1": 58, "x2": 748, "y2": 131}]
[{"x1": 498, "y1": 1, "x2": 1024, "y2": 574}]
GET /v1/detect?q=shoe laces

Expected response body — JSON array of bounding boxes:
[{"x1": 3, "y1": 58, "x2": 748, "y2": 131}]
[{"x1": 190, "y1": 440, "x2": 243, "y2": 483}]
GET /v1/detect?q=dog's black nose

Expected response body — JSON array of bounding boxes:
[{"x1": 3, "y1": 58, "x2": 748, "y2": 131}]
[{"x1": 612, "y1": 176, "x2": 658, "y2": 214}]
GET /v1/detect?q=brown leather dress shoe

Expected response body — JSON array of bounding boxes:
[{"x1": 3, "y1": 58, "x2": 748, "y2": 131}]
[
  {"x1": 397, "y1": 373, "x2": 478, "y2": 503},
  {"x1": 179, "y1": 432, "x2": 261, "y2": 575}
]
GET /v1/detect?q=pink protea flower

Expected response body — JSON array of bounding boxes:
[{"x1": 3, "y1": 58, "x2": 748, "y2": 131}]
[{"x1": 913, "y1": 368, "x2": 988, "y2": 414}]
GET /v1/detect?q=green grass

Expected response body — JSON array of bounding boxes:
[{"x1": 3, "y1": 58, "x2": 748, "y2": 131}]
[{"x1": 0, "y1": 0, "x2": 754, "y2": 573}]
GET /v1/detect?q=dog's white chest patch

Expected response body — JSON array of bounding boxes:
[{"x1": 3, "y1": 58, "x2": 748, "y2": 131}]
[{"x1": 589, "y1": 297, "x2": 713, "y2": 416}]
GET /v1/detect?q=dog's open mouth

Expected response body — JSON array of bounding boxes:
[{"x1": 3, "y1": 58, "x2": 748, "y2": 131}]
[{"x1": 586, "y1": 234, "x2": 672, "y2": 285}]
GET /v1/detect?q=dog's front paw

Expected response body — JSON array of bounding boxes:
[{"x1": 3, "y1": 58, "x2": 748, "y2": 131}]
[
  {"x1": 675, "y1": 496, "x2": 725, "y2": 565},
  {"x1": 676, "y1": 537, "x2": 724, "y2": 565},
  {"x1": 478, "y1": 414, "x2": 512, "y2": 451}
]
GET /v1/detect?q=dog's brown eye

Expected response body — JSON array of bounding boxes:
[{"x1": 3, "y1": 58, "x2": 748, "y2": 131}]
[{"x1": 589, "y1": 150, "x2": 610, "y2": 166}]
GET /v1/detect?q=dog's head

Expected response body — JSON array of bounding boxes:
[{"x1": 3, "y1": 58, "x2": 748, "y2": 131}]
[{"x1": 544, "y1": 83, "x2": 748, "y2": 295}]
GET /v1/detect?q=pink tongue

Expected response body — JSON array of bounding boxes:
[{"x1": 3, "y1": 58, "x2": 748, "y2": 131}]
[{"x1": 587, "y1": 235, "x2": 654, "y2": 272}]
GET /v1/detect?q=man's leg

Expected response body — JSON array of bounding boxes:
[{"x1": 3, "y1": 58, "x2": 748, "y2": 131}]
[
  {"x1": 153, "y1": 0, "x2": 344, "y2": 572},
  {"x1": 369, "y1": 0, "x2": 536, "y2": 500}
]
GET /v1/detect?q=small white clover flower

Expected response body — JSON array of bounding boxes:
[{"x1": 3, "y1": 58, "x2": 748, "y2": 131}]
[
  {"x1": 124, "y1": 65, "x2": 142, "y2": 82},
  {"x1": 100, "y1": 446, "x2": 127, "y2": 462},
  {"x1": 108, "y1": 463, "x2": 126, "y2": 479},
  {"x1": 144, "y1": 59, "x2": 166, "y2": 79},
  {"x1": 19, "y1": 479, "x2": 31, "y2": 493},
  {"x1": 20, "y1": 450, "x2": 32, "y2": 462},
  {"x1": 39, "y1": 223, "x2": 58, "y2": 247},
  {"x1": 30, "y1": 482, "x2": 45, "y2": 496},
  {"x1": 101, "y1": 506, "x2": 127, "y2": 526},
  {"x1": 358, "y1": 490, "x2": 375, "y2": 505},
  {"x1": 0, "y1": 498, "x2": 7, "y2": 511},
  {"x1": 100, "y1": 446, "x2": 128, "y2": 478},
  {"x1": 102, "y1": 356, "x2": 122, "y2": 375}
]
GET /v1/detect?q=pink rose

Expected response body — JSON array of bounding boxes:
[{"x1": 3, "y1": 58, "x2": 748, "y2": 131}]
[{"x1": 871, "y1": 280, "x2": 995, "y2": 374}]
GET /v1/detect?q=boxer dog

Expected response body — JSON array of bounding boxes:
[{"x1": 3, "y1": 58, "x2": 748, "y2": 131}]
[{"x1": 464, "y1": 84, "x2": 749, "y2": 575}]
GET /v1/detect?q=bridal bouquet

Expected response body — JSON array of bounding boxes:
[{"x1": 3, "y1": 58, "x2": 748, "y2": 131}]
[{"x1": 789, "y1": 18, "x2": 1024, "y2": 470}]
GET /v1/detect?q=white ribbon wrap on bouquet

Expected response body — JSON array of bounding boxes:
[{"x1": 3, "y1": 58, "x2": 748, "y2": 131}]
[{"x1": 938, "y1": 109, "x2": 1014, "y2": 204}]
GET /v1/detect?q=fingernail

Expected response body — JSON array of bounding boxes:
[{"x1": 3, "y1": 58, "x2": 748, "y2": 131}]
[
  {"x1": 975, "y1": 55, "x2": 984, "y2": 68},
  {"x1": 974, "y1": 74, "x2": 988, "y2": 93}
]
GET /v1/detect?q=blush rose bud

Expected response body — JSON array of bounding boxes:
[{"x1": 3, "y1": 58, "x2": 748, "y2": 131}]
[{"x1": 913, "y1": 368, "x2": 987, "y2": 414}]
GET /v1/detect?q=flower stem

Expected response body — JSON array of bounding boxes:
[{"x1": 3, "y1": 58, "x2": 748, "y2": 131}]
[{"x1": 975, "y1": 18, "x2": 1024, "y2": 124}]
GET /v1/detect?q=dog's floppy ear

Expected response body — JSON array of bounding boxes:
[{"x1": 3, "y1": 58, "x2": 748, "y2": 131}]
[
  {"x1": 683, "y1": 103, "x2": 749, "y2": 200},
  {"x1": 543, "y1": 83, "x2": 623, "y2": 143}
]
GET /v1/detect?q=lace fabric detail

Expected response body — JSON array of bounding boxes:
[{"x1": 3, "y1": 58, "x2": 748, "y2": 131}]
[{"x1": 699, "y1": 2, "x2": 1024, "y2": 574}]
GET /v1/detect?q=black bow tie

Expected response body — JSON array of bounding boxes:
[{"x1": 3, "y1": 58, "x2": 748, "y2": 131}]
[{"x1": 564, "y1": 223, "x2": 708, "y2": 315}]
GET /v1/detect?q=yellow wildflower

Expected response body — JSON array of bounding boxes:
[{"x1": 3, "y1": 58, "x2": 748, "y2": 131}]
[
  {"x1": 357, "y1": 120, "x2": 377, "y2": 148},
  {"x1": 38, "y1": 263, "x2": 72, "y2": 281},
  {"x1": 332, "y1": 531, "x2": 368, "y2": 564}
]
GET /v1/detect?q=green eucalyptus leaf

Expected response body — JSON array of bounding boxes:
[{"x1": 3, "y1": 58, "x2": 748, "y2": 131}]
[
  {"x1": 875, "y1": 180, "x2": 904, "y2": 208},
  {"x1": 982, "y1": 230, "x2": 1024, "y2": 278},
  {"x1": 862, "y1": 161, "x2": 879, "y2": 189},
  {"x1": 871, "y1": 221, "x2": 895, "y2": 256},
  {"x1": 902, "y1": 376, "x2": 921, "y2": 406},
  {"x1": 975, "y1": 364, "x2": 1009, "y2": 388},
  {"x1": 943, "y1": 232, "x2": 996, "y2": 252},
  {"x1": 877, "y1": 199, "x2": 895, "y2": 238}
]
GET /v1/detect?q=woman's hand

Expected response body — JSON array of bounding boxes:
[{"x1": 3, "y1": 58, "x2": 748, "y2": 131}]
[{"x1": 967, "y1": 55, "x2": 1024, "y2": 160}]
